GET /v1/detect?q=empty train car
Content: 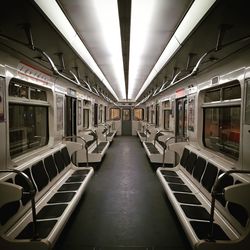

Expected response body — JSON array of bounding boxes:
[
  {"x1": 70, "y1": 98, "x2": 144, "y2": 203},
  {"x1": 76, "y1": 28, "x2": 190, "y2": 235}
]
[{"x1": 0, "y1": 0, "x2": 250, "y2": 249}]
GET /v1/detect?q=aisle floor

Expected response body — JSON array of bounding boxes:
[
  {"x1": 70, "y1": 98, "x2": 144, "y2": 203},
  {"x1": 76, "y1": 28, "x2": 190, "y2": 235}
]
[{"x1": 54, "y1": 136, "x2": 191, "y2": 250}]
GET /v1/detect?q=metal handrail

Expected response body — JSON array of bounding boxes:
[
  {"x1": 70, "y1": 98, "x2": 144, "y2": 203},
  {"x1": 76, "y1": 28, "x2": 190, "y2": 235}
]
[
  {"x1": 0, "y1": 169, "x2": 38, "y2": 240},
  {"x1": 63, "y1": 135, "x2": 87, "y2": 146},
  {"x1": 208, "y1": 169, "x2": 250, "y2": 241},
  {"x1": 153, "y1": 130, "x2": 170, "y2": 146},
  {"x1": 162, "y1": 136, "x2": 178, "y2": 167},
  {"x1": 98, "y1": 123, "x2": 108, "y2": 141},
  {"x1": 162, "y1": 136, "x2": 189, "y2": 167},
  {"x1": 62, "y1": 135, "x2": 89, "y2": 167}
]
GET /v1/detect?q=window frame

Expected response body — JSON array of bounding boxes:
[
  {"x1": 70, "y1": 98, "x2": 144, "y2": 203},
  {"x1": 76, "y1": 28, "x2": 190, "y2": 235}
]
[
  {"x1": 202, "y1": 81, "x2": 241, "y2": 160},
  {"x1": 8, "y1": 78, "x2": 50, "y2": 159},
  {"x1": 110, "y1": 108, "x2": 121, "y2": 121},
  {"x1": 133, "y1": 108, "x2": 144, "y2": 121}
]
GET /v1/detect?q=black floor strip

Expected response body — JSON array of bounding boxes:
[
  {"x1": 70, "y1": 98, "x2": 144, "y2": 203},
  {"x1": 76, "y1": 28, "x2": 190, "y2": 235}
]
[{"x1": 54, "y1": 136, "x2": 191, "y2": 250}]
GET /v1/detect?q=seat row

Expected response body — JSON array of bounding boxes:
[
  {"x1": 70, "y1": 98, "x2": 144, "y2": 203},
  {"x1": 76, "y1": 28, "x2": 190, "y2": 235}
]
[
  {"x1": 74, "y1": 126, "x2": 117, "y2": 168},
  {"x1": 157, "y1": 144, "x2": 250, "y2": 250},
  {"x1": 0, "y1": 144, "x2": 94, "y2": 250},
  {"x1": 137, "y1": 124, "x2": 177, "y2": 168}
]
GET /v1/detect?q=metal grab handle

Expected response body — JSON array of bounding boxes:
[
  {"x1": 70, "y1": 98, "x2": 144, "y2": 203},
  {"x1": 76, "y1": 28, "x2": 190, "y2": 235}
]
[
  {"x1": 98, "y1": 123, "x2": 108, "y2": 141},
  {"x1": 208, "y1": 169, "x2": 250, "y2": 241},
  {"x1": 162, "y1": 136, "x2": 177, "y2": 167},
  {"x1": 63, "y1": 135, "x2": 87, "y2": 146},
  {"x1": 0, "y1": 169, "x2": 38, "y2": 240},
  {"x1": 164, "y1": 136, "x2": 189, "y2": 147},
  {"x1": 162, "y1": 136, "x2": 188, "y2": 167},
  {"x1": 62, "y1": 135, "x2": 89, "y2": 167}
]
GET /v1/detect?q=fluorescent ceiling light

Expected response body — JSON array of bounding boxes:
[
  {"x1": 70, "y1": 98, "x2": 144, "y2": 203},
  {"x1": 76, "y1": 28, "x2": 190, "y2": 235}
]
[
  {"x1": 34, "y1": 0, "x2": 121, "y2": 100},
  {"x1": 135, "y1": 37, "x2": 180, "y2": 100},
  {"x1": 135, "y1": 0, "x2": 216, "y2": 101},
  {"x1": 128, "y1": 0, "x2": 158, "y2": 99},
  {"x1": 175, "y1": 0, "x2": 216, "y2": 44},
  {"x1": 92, "y1": 0, "x2": 126, "y2": 99}
]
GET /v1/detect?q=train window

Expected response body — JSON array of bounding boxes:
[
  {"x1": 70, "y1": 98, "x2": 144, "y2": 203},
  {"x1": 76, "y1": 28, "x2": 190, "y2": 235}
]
[
  {"x1": 56, "y1": 94, "x2": 63, "y2": 131},
  {"x1": 146, "y1": 107, "x2": 149, "y2": 122},
  {"x1": 164, "y1": 110, "x2": 171, "y2": 130},
  {"x1": 203, "y1": 107, "x2": 240, "y2": 159},
  {"x1": 104, "y1": 106, "x2": 107, "y2": 122},
  {"x1": 94, "y1": 103, "x2": 98, "y2": 127},
  {"x1": 133, "y1": 108, "x2": 144, "y2": 121},
  {"x1": 163, "y1": 100, "x2": 170, "y2": 109},
  {"x1": 204, "y1": 89, "x2": 220, "y2": 102},
  {"x1": 122, "y1": 109, "x2": 131, "y2": 121},
  {"x1": 223, "y1": 84, "x2": 241, "y2": 100},
  {"x1": 188, "y1": 97, "x2": 195, "y2": 132},
  {"x1": 155, "y1": 104, "x2": 160, "y2": 127},
  {"x1": 78, "y1": 100, "x2": 82, "y2": 126},
  {"x1": 30, "y1": 88, "x2": 47, "y2": 101},
  {"x1": 246, "y1": 79, "x2": 250, "y2": 124},
  {"x1": 151, "y1": 110, "x2": 154, "y2": 124},
  {"x1": 83, "y1": 109, "x2": 89, "y2": 128},
  {"x1": 9, "y1": 82, "x2": 29, "y2": 99},
  {"x1": 110, "y1": 108, "x2": 120, "y2": 120},
  {"x1": 99, "y1": 105, "x2": 103, "y2": 123},
  {"x1": 202, "y1": 82, "x2": 241, "y2": 159},
  {"x1": 176, "y1": 98, "x2": 187, "y2": 137},
  {"x1": 9, "y1": 104, "x2": 48, "y2": 158}
]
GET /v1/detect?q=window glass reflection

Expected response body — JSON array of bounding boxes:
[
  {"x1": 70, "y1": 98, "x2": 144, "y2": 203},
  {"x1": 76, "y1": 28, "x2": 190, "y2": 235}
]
[
  {"x1": 9, "y1": 104, "x2": 48, "y2": 158},
  {"x1": 203, "y1": 106, "x2": 240, "y2": 159}
]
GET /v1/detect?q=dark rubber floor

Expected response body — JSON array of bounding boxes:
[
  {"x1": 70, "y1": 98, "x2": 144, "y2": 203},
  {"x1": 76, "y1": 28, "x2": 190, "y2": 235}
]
[{"x1": 54, "y1": 136, "x2": 191, "y2": 250}]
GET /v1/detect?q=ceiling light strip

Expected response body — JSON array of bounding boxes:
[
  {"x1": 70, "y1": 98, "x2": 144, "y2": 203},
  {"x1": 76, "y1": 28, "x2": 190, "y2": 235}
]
[
  {"x1": 92, "y1": 0, "x2": 126, "y2": 99},
  {"x1": 34, "y1": 0, "x2": 119, "y2": 100},
  {"x1": 134, "y1": 0, "x2": 216, "y2": 101}
]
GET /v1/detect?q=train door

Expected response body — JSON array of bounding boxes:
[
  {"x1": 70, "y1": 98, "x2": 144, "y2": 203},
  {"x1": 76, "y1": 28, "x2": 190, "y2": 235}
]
[
  {"x1": 65, "y1": 96, "x2": 77, "y2": 137},
  {"x1": 176, "y1": 97, "x2": 187, "y2": 138},
  {"x1": 122, "y1": 108, "x2": 132, "y2": 135},
  {"x1": 243, "y1": 79, "x2": 250, "y2": 170}
]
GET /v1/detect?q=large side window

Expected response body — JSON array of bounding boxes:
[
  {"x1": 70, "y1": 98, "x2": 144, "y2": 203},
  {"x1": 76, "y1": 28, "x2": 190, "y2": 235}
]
[
  {"x1": 176, "y1": 97, "x2": 187, "y2": 137},
  {"x1": 9, "y1": 79, "x2": 49, "y2": 158},
  {"x1": 146, "y1": 107, "x2": 149, "y2": 122},
  {"x1": 93, "y1": 103, "x2": 98, "y2": 127},
  {"x1": 245, "y1": 79, "x2": 250, "y2": 124},
  {"x1": 83, "y1": 109, "x2": 89, "y2": 129},
  {"x1": 155, "y1": 104, "x2": 160, "y2": 127},
  {"x1": 203, "y1": 81, "x2": 241, "y2": 159},
  {"x1": 163, "y1": 100, "x2": 171, "y2": 130},
  {"x1": 133, "y1": 108, "x2": 144, "y2": 121},
  {"x1": 56, "y1": 94, "x2": 63, "y2": 131},
  {"x1": 110, "y1": 108, "x2": 120, "y2": 120},
  {"x1": 78, "y1": 100, "x2": 82, "y2": 126}
]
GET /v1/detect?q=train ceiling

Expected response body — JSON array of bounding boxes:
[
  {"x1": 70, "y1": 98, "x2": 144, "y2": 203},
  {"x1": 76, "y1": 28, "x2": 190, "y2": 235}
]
[{"x1": 1, "y1": 0, "x2": 250, "y2": 103}]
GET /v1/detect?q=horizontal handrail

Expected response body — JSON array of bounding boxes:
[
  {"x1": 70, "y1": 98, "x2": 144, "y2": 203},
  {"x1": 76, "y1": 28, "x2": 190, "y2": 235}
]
[
  {"x1": 63, "y1": 136, "x2": 87, "y2": 147},
  {"x1": 165, "y1": 136, "x2": 189, "y2": 148}
]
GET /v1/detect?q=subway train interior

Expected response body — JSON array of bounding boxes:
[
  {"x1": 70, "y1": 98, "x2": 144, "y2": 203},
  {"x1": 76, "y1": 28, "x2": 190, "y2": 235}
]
[{"x1": 1, "y1": 0, "x2": 250, "y2": 249}]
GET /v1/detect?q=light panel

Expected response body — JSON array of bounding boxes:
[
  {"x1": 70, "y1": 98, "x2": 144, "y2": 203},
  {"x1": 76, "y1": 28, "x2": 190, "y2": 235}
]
[
  {"x1": 92, "y1": 0, "x2": 126, "y2": 99},
  {"x1": 34, "y1": 0, "x2": 123, "y2": 100},
  {"x1": 135, "y1": 37, "x2": 180, "y2": 100},
  {"x1": 128, "y1": 0, "x2": 159, "y2": 99},
  {"x1": 175, "y1": 0, "x2": 216, "y2": 44},
  {"x1": 134, "y1": 0, "x2": 216, "y2": 101}
]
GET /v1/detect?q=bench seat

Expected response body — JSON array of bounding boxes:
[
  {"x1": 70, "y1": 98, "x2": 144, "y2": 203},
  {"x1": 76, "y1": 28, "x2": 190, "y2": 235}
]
[
  {"x1": 0, "y1": 144, "x2": 94, "y2": 250},
  {"x1": 157, "y1": 144, "x2": 250, "y2": 250},
  {"x1": 70, "y1": 131, "x2": 110, "y2": 165},
  {"x1": 143, "y1": 132, "x2": 175, "y2": 166}
]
